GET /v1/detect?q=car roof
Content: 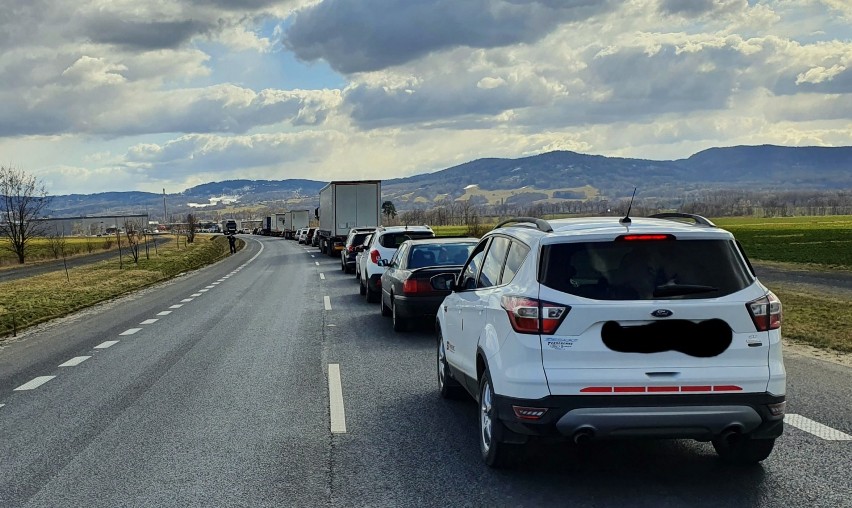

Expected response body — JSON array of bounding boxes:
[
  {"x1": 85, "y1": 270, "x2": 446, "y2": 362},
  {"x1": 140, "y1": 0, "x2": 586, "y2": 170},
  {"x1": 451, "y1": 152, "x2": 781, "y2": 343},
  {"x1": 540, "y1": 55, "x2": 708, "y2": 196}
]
[
  {"x1": 490, "y1": 216, "x2": 734, "y2": 244},
  {"x1": 404, "y1": 237, "x2": 478, "y2": 245},
  {"x1": 376, "y1": 225, "x2": 433, "y2": 234}
]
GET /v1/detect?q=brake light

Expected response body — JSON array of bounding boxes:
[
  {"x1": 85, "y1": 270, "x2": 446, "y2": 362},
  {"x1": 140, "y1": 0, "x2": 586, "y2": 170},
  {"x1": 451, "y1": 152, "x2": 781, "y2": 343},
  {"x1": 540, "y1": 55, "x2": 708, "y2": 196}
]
[
  {"x1": 347, "y1": 245, "x2": 355, "y2": 253},
  {"x1": 370, "y1": 249, "x2": 381, "y2": 264},
  {"x1": 747, "y1": 292, "x2": 782, "y2": 331},
  {"x1": 616, "y1": 234, "x2": 675, "y2": 241},
  {"x1": 402, "y1": 279, "x2": 432, "y2": 294},
  {"x1": 501, "y1": 296, "x2": 570, "y2": 335}
]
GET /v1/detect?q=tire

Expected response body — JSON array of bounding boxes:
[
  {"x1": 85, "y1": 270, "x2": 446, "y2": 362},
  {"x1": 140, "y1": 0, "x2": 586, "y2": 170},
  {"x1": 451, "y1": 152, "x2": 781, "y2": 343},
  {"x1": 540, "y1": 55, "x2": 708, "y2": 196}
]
[
  {"x1": 437, "y1": 328, "x2": 463, "y2": 399},
  {"x1": 392, "y1": 299, "x2": 408, "y2": 331},
  {"x1": 712, "y1": 435, "x2": 775, "y2": 465},
  {"x1": 359, "y1": 276, "x2": 366, "y2": 295},
  {"x1": 366, "y1": 284, "x2": 379, "y2": 303},
  {"x1": 479, "y1": 370, "x2": 519, "y2": 468},
  {"x1": 341, "y1": 257, "x2": 346, "y2": 272},
  {"x1": 381, "y1": 294, "x2": 391, "y2": 316}
]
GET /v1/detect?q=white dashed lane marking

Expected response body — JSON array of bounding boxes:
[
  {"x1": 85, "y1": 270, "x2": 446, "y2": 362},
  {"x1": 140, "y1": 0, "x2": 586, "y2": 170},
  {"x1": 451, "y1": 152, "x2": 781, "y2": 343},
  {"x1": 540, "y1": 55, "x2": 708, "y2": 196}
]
[
  {"x1": 140, "y1": 319, "x2": 158, "y2": 325},
  {"x1": 157, "y1": 311, "x2": 172, "y2": 316},
  {"x1": 320, "y1": 273, "x2": 325, "y2": 280},
  {"x1": 786, "y1": 414, "x2": 852, "y2": 441},
  {"x1": 205, "y1": 285, "x2": 215, "y2": 289},
  {"x1": 59, "y1": 356, "x2": 91, "y2": 367},
  {"x1": 169, "y1": 304, "x2": 183, "y2": 309},
  {"x1": 14, "y1": 376, "x2": 56, "y2": 391},
  {"x1": 324, "y1": 296, "x2": 332, "y2": 311},
  {"x1": 190, "y1": 293, "x2": 202, "y2": 297},
  {"x1": 199, "y1": 289, "x2": 209, "y2": 293},
  {"x1": 95, "y1": 340, "x2": 119, "y2": 349},
  {"x1": 315, "y1": 262, "x2": 319, "y2": 266},
  {"x1": 328, "y1": 364, "x2": 347, "y2": 434},
  {"x1": 120, "y1": 328, "x2": 142, "y2": 336}
]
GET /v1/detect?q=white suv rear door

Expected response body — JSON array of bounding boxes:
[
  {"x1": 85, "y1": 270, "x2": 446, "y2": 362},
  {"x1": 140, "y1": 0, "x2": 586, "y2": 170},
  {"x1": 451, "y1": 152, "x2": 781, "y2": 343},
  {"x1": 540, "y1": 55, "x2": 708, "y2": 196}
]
[{"x1": 536, "y1": 236, "x2": 774, "y2": 395}]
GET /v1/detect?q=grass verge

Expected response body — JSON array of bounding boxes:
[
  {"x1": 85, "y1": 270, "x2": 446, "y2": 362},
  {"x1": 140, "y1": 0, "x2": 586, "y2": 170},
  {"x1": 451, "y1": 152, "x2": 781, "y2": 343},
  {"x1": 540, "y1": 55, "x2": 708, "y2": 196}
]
[
  {"x1": 772, "y1": 285, "x2": 852, "y2": 353},
  {"x1": 0, "y1": 235, "x2": 239, "y2": 338}
]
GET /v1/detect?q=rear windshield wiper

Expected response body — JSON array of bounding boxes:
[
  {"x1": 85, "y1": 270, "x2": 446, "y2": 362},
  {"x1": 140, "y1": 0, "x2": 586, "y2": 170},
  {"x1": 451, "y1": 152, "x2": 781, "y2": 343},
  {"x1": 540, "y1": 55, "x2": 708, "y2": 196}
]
[{"x1": 653, "y1": 284, "x2": 719, "y2": 297}]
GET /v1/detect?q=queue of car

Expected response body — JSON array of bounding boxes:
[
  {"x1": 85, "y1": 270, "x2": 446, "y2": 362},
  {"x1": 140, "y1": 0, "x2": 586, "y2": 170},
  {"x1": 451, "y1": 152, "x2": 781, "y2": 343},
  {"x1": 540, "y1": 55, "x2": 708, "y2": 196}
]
[{"x1": 291, "y1": 214, "x2": 787, "y2": 469}]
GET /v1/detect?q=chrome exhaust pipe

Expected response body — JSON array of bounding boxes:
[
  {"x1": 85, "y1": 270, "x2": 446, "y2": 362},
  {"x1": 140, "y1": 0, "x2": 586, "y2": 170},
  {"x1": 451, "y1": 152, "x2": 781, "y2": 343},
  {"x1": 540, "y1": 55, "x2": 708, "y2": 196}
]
[{"x1": 573, "y1": 428, "x2": 594, "y2": 444}]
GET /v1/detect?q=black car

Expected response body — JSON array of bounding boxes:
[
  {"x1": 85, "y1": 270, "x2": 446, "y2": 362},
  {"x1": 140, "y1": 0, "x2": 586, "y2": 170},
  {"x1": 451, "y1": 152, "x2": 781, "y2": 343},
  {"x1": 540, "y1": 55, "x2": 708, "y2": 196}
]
[
  {"x1": 341, "y1": 227, "x2": 376, "y2": 273},
  {"x1": 379, "y1": 237, "x2": 477, "y2": 332}
]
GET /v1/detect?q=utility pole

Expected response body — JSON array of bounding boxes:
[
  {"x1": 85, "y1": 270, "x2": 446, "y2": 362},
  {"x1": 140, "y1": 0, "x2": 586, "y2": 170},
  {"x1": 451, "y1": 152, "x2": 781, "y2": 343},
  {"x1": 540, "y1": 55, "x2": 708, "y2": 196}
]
[{"x1": 162, "y1": 189, "x2": 168, "y2": 230}]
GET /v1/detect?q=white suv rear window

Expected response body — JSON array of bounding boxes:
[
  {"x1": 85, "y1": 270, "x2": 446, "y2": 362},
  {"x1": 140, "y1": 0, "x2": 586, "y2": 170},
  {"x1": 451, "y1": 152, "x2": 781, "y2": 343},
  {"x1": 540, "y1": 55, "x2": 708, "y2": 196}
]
[{"x1": 539, "y1": 239, "x2": 752, "y2": 300}]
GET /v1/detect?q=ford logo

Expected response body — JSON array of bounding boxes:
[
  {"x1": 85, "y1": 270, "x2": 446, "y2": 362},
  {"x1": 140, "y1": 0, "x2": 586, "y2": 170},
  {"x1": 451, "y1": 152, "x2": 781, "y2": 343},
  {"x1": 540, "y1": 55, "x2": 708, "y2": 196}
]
[{"x1": 651, "y1": 309, "x2": 673, "y2": 318}]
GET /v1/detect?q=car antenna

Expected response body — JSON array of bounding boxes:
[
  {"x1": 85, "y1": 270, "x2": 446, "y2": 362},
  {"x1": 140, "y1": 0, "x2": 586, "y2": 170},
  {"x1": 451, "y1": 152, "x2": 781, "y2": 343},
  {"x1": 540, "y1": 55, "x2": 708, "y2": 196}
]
[{"x1": 620, "y1": 187, "x2": 637, "y2": 225}]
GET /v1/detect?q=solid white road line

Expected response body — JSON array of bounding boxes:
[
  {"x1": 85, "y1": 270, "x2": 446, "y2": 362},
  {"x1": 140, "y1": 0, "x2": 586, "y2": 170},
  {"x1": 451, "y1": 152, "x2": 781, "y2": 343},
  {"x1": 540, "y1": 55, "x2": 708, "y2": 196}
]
[
  {"x1": 315, "y1": 261, "x2": 320, "y2": 266},
  {"x1": 59, "y1": 356, "x2": 91, "y2": 367},
  {"x1": 169, "y1": 304, "x2": 183, "y2": 309},
  {"x1": 786, "y1": 414, "x2": 852, "y2": 441},
  {"x1": 320, "y1": 273, "x2": 326, "y2": 280},
  {"x1": 120, "y1": 328, "x2": 142, "y2": 336},
  {"x1": 328, "y1": 364, "x2": 347, "y2": 434},
  {"x1": 157, "y1": 311, "x2": 172, "y2": 316},
  {"x1": 95, "y1": 340, "x2": 119, "y2": 349},
  {"x1": 140, "y1": 319, "x2": 158, "y2": 325},
  {"x1": 324, "y1": 296, "x2": 332, "y2": 311},
  {"x1": 14, "y1": 376, "x2": 56, "y2": 391}
]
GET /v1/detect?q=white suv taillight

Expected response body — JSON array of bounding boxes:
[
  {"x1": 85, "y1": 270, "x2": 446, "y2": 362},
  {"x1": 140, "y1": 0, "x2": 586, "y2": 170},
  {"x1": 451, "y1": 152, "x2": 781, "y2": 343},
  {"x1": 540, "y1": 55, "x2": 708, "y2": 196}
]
[
  {"x1": 370, "y1": 249, "x2": 381, "y2": 264},
  {"x1": 501, "y1": 296, "x2": 570, "y2": 335},
  {"x1": 747, "y1": 292, "x2": 782, "y2": 331}
]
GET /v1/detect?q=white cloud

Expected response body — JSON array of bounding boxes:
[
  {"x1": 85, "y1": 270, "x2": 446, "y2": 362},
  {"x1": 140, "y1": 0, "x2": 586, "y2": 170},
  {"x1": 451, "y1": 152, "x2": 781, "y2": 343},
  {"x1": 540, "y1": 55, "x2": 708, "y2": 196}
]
[{"x1": 796, "y1": 64, "x2": 847, "y2": 85}]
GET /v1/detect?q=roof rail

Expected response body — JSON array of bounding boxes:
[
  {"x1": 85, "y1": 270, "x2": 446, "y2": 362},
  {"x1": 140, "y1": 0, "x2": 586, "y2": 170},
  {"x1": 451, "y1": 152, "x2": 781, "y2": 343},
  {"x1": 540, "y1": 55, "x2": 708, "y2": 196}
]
[
  {"x1": 494, "y1": 217, "x2": 553, "y2": 233},
  {"x1": 649, "y1": 212, "x2": 716, "y2": 227}
]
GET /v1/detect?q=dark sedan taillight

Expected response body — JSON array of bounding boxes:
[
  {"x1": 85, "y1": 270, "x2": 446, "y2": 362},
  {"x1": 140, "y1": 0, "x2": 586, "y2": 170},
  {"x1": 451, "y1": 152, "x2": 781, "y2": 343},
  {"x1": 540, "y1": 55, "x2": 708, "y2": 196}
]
[{"x1": 403, "y1": 279, "x2": 433, "y2": 294}]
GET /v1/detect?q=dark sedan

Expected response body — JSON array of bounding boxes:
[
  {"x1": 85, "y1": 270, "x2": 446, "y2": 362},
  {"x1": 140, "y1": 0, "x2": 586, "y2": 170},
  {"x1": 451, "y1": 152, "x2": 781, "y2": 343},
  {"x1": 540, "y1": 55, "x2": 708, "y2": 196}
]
[
  {"x1": 341, "y1": 227, "x2": 376, "y2": 273},
  {"x1": 379, "y1": 237, "x2": 477, "y2": 332}
]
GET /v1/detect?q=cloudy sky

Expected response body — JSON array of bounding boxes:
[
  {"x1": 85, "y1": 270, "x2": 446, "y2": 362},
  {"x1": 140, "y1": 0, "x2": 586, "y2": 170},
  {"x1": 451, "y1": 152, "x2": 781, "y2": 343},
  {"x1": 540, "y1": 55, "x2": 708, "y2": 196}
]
[{"x1": 1, "y1": 0, "x2": 850, "y2": 195}]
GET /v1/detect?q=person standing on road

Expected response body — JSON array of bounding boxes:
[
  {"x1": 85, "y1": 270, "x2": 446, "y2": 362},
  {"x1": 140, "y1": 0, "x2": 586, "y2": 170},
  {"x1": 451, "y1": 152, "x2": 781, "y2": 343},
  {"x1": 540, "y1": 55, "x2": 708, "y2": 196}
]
[{"x1": 228, "y1": 234, "x2": 237, "y2": 254}]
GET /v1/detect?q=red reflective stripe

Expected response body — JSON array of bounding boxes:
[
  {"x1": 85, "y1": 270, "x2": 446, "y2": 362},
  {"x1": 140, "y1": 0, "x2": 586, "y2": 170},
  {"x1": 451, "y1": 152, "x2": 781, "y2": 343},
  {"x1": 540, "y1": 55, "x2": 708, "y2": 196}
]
[
  {"x1": 614, "y1": 386, "x2": 646, "y2": 393},
  {"x1": 580, "y1": 387, "x2": 613, "y2": 393},
  {"x1": 681, "y1": 385, "x2": 712, "y2": 392},
  {"x1": 712, "y1": 385, "x2": 743, "y2": 392},
  {"x1": 648, "y1": 386, "x2": 679, "y2": 393}
]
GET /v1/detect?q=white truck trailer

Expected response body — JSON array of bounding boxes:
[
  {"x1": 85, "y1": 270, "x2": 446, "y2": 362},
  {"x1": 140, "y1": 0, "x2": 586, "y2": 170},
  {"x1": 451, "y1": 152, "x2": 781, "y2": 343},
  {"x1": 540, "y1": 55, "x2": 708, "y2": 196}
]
[
  {"x1": 316, "y1": 181, "x2": 381, "y2": 256},
  {"x1": 285, "y1": 209, "x2": 311, "y2": 239},
  {"x1": 273, "y1": 213, "x2": 288, "y2": 237}
]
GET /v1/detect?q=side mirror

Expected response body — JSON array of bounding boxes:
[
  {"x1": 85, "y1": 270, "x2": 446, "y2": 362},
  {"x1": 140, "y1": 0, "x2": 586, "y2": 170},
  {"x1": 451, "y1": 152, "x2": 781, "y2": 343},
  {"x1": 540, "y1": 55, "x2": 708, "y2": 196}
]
[
  {"x1": 378, "y1": 259, "x2": 388, "y2": 267},
  {"x1": 430, "y1": 273, "x2": 457, "y2": 292}
]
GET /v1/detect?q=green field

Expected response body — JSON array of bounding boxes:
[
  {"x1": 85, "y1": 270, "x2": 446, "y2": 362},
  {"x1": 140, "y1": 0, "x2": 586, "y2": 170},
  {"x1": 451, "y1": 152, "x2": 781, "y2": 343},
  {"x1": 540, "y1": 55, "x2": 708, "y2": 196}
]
[
  {"x1": 713, "y1": 216, "x2": 852, "y2": 269},
  {"x1": 0, "y1": 235, "x2": 239, "y2": 338}
]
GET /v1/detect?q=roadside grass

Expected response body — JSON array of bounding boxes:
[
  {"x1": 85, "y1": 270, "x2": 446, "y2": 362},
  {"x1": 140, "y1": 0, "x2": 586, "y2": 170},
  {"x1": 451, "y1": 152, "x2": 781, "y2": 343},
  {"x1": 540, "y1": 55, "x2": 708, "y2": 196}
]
[
  {"x1": 0, "y1": 235, "x2": 238, "y2": 338},
  {"x1": 0, "y1": 236, "x2": 143, "y2": 268},
  {"x1": 772, "y1": 285, "x2": 852, "y2": 353}
]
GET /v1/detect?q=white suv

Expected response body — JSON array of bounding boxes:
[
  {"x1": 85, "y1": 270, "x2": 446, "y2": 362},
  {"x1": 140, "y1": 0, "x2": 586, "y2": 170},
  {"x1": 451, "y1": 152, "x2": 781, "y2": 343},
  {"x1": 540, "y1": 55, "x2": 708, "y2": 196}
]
[
  {"x1": 433, "y1": 214, "x2": 786, "y2": 467},
  {"x1": 359, "y1": 225, "x2": 435, "y2": 302}
]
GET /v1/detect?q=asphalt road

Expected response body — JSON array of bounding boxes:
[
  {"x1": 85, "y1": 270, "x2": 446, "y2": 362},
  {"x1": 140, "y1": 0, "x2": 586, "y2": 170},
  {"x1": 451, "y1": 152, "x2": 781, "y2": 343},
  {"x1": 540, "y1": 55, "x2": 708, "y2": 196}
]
[{"x1": 1, "y1": 236, "x2": 850, "y2": 507}]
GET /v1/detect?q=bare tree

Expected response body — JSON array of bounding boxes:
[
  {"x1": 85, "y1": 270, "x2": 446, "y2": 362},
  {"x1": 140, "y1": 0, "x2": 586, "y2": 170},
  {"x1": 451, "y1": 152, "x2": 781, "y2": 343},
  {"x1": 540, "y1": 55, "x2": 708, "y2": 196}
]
[
  {"x1": 47, "y1": 227, "x2": 67, "y2": 260},
  {"x1": 0, "y1": 166, "x2": 51, "y2": 264},
  {"x1": 123, "y1": 219, "x2": 141, "y2": 263},
  {"x1": 186, "y1": 213, "x2": 198, "y2": 244}
]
